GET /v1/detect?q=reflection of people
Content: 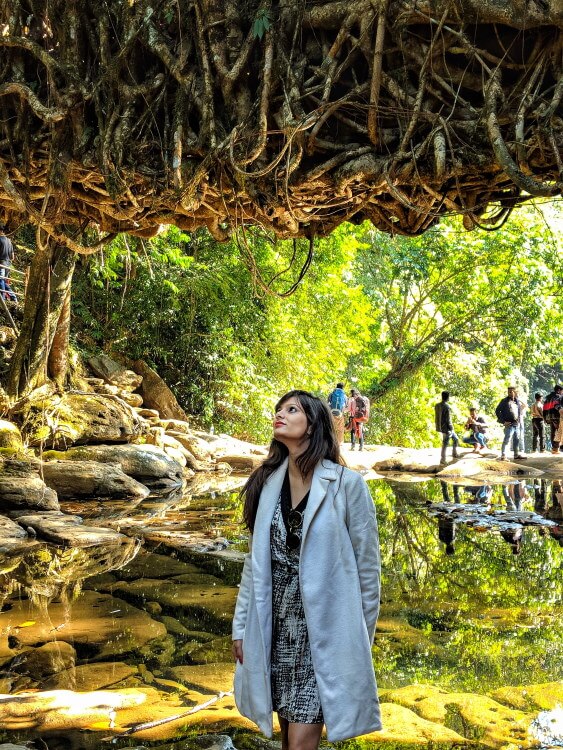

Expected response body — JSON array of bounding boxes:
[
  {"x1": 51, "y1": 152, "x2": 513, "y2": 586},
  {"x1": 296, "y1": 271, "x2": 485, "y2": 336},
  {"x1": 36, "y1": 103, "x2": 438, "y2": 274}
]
[
  {"x1": 440, "y1": 480, "x2": 461, "y2": 504},
  {"x1": 502, "y1": 481, "x2": 529, "y2": 511},
  {"x1": 462, "y1": 407, "x2": 488, "y2": 453},
  {"x1": 533, "y1": 479, "x2": 547, "y2": 514},
  {"x1": 500, "y1": 526, "x2": 524, "y2": 555},
  {"x1": 464, "y1": 485, "x2": 493, "y2": 504},
  {"x1": 495, "y1": 386, "x2": 526, "y2": 461},
  {"x1": 435, "y1": 391, "x2": 459, "y2": 464},
  {"x1": 232, "y1": 390, "x2": 381, "y2": 747},
  {"x1": 327, "y1": 382, "x2": 347, "y2": 444},
  {"x1": 438, "y1": 481, "x2": 458, "y2": 555},
  {"x1": 547, "y1": 480, "x2": 563, "y2": 547}
]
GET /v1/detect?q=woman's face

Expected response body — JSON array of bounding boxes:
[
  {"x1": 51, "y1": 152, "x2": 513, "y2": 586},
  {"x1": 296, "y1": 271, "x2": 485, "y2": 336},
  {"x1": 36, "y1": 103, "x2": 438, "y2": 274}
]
[{"x1": 273, "y1": 397, "x2": 309, "y2": 444}]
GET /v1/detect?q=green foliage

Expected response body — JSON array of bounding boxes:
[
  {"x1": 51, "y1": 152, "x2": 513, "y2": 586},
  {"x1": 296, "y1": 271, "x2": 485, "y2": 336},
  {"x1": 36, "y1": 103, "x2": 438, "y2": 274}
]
[{"x1": 252, "y1": 8, "x2": 271, "y2": 38}]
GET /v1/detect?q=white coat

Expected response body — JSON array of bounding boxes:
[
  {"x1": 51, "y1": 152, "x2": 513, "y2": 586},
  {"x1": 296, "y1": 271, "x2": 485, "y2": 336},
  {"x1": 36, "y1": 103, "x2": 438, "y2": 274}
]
[{"x1": 232, "y1": 458, "x2": 381, "y2": 742}]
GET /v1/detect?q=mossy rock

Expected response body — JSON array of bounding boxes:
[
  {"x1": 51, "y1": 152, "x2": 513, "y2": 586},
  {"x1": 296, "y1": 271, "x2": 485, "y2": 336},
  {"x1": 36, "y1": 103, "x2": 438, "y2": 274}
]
[
  {"x1": 381, "y1": 684, "x2": 532, "y2": 748},
  {"x1": 490, "y1": 682, "x2": 563, "y2": 711},
  {"x1": 0, "y1": 420, "x2": 23, "y2": 453},
  {"x1": 20, "y1": 392, "x2": 144, "y2": 449}
]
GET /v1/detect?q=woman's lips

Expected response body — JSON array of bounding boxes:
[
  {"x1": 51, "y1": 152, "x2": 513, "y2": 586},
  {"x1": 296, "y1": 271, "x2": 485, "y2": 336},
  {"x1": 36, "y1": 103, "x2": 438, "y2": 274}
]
[{"x1": 274, "y1": 421, "x2": 284, "y2": 427}]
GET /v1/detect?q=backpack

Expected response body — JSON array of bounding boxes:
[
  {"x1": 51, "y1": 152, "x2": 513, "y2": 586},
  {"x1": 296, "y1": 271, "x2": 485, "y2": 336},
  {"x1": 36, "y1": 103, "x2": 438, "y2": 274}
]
[
  {"x1": 543, "y1": 394, "x2": 561, "y2": 423},
  {"x1": 329, "y1": 388, "x2": 346, "y2": 412},
  {"x1": 355, "y1": 395, "x2": 368, "y2": 419}
]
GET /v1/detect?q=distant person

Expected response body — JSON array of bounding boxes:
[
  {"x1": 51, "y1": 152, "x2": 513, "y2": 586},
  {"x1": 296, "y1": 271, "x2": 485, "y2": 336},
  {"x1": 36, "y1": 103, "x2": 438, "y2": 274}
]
[
  {"x1": 0, "y1": 225, "x2": 16, "y2": 301},
  {"x1": 543, "y1": 384, "x2": 562, "y2": 454},
  {"x1": 347, "y1": 388, "x2": 369, "y2": 451},
  {"x1": 462, "y1": 407, "x2": 488, "y2": 453},
  {"x1": 515, "y1": 389, "x2": 528, "y2": 456},
  {"x1": 495, "y1": 386, "x2": 526, "y2": 461},
  {"x1": 435, "y1": 391, "x2": 459, "y2": 464},
  {"x1": 530, "y1": 393, "x2": 545, "y2": 453},
  {"x1": 327, "y1": 382, "x2": 347, "y2": 444}
]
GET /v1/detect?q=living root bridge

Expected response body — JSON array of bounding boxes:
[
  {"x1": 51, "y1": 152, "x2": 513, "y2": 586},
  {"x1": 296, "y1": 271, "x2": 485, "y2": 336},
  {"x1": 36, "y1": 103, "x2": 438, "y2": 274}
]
[{"x1": 0, "y1": 0, "x2": 561, "y2": 241}]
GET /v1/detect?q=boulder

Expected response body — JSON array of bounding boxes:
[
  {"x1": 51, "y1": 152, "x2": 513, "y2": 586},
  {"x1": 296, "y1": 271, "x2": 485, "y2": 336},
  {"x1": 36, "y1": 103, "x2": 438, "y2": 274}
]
[
  {"x1": 0, "y1": 420, "x2": 23, "y2": 453},
  {"x1": 7, "y1": 641, "x2": 76, "y2": 680},
  {"x1": 131, "y1": 359, "x2": 188, "y2": 420},
  {"x1": 12, "y1": 512, "x2": 132, "y2": 547},
  {"x1": 166, "y1": 430, "x2": 212, "y2": 462},
  {"x1": 88, "y1": 354, "x2": 143, "y2": 391},
  {"x1": 135, "y1": 408, "x2": 160, "y2": 419},
  {"x1": 0, "y1": 475, "x2": 59, "y2": 511},
  {"x1": 120, "y1": 391, "x2": 144, "y2": 408},
  {"x1": 21, "y1": 392, "x2": 145, "y2": 448},
  {"x1": 42, "y1": 460, "x2": 150, "y2": 500},
  {"x1": 437, "y1": 457, "x2": 544, "y2": 479},
  {"x1": 42, "y1": 444, "x2": 183, "y2": 482}
]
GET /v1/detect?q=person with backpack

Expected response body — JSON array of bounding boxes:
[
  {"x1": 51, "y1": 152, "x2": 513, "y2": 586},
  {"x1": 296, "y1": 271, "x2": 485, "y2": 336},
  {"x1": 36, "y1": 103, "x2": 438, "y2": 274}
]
[
  {"x1": 495, "y1": 386, "x2": 526, "y2": 461},
  {"x1": 327, "y1": 383, "x2": 347, "y2": 444},
  {"x1": 347, "y1": 388, "x2": 369, "y2": 451},
  {"x1": 434, "y1": 391, "x2": 459, "y2": 464},
  {"x1": 543, "y1": 384, "x2": 563, "y2": 454}
]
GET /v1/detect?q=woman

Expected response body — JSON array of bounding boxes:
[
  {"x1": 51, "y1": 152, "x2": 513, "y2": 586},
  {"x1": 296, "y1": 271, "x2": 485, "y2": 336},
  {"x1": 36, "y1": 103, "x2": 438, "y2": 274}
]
[{"x1": 232, "y1": 390, "x2": 381, "y2": 750}]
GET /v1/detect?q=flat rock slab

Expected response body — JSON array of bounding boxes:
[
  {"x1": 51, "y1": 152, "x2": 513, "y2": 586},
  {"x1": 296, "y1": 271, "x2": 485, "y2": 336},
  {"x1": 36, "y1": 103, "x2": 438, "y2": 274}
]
[
  {"x1": 169, "y1": 663, "x2": 235, "y2": 694},
  {"x1": 42, "y1": 459, "x2": 151, "y2": 499},
  {"x1": 373, "y1": 702, "x2": 467, "y2": 745},
  {"x1": 43, "y1": 661, "x2": 138, "y2": 691},
  {"x1": 11, "y1": 512, "x2": 132, "y2": 547},
  {"x1": 0, "y1": 591, "x2": 167, "y2": 660},
  {"x1": 438, "y1": 457, "x2": 544, "y2": 480},
  {"x1": 43, "y1": 443, "x2": 182, "y2": 484}
]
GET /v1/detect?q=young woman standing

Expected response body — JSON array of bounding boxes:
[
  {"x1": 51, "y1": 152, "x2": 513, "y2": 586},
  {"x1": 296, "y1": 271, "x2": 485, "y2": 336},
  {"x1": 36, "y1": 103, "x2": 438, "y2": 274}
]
[{"x1": 232, "y1": 390, "x2": 381, "y2": 750}]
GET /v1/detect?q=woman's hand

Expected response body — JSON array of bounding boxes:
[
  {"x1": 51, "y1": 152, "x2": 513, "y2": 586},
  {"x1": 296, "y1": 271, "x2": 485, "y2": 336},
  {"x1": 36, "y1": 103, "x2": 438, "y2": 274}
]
[{"x1": 232, "y1": 639, "x2": 243, "y2": 664}]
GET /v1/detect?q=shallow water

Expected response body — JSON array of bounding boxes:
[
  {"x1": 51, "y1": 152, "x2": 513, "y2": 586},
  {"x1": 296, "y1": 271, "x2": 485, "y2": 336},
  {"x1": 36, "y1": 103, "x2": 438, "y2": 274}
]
[{"x1": 0, "y1": 475, "x2": 562, "y2": 749}]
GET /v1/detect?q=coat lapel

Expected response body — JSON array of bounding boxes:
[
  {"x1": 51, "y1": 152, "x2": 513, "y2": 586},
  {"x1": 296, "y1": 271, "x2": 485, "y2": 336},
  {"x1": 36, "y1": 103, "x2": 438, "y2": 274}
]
[
  {"x1": 251, "y1": 459, "x2": 287, "y2": 664},
  {"x1": 302, "y1": 460, "x2": 339, "y2": 543}
]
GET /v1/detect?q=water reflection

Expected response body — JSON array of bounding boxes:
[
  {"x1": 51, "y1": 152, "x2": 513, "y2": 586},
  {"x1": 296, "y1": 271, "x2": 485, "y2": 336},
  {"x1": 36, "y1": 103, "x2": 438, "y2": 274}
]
[{"x1": 0, "y1": 475, "x2": 561, "y2": 749}]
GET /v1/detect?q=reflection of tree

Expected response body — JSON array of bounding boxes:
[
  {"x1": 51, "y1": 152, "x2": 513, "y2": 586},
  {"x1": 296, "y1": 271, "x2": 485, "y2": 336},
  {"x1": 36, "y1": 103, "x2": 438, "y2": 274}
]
[{"x1": 369, "y1": 478, "x2": 563, "y2": 692}]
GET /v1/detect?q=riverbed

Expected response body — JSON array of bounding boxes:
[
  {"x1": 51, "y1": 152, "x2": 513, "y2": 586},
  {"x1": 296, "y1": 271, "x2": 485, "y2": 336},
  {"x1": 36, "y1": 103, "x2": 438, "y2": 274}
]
[{"x1": 0, "y1": 472, "x2": 562, "y2": 750}]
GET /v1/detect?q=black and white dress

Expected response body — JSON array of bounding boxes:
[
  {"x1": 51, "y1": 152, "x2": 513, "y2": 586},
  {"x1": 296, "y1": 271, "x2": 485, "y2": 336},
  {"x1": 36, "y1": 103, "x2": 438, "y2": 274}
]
[{"x1": 270, "y1": 473, "x2": 323, "y2": 724}]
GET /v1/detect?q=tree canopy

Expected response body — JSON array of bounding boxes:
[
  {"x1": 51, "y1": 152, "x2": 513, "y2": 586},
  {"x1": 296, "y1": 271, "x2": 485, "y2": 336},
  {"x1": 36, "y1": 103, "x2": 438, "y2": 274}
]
[{"x1": 0, "y1": 0, "x2": 561, "y2": 244}]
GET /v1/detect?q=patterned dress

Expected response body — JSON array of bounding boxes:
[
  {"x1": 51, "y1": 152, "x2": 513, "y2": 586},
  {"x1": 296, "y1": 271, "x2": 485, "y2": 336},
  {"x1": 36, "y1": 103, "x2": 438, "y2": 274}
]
[{"x1": 270, "y1": 493, "x2": 324, "y2": 724}]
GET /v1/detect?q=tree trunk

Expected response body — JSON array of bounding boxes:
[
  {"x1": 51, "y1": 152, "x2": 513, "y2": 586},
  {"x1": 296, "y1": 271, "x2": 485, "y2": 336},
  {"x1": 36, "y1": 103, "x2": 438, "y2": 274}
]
[
  {"x1": 48, "y1": 282, "x2": 73, "y2": 386},
  {"x1": 7, "y1": 238, "x2": 76, "y2": 399}
]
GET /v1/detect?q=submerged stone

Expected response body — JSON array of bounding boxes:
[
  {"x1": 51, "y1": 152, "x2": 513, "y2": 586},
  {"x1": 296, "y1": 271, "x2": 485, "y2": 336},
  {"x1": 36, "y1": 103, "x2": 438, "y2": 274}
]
[{"x1": 490, "y1": 682, "x2": 563, "y2": 711}]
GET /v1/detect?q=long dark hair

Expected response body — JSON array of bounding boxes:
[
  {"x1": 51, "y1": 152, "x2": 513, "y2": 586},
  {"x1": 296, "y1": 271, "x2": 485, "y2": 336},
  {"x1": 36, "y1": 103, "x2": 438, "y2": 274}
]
[{"x1": 241, "y1": 390, "x2": 343, "y2": 531}]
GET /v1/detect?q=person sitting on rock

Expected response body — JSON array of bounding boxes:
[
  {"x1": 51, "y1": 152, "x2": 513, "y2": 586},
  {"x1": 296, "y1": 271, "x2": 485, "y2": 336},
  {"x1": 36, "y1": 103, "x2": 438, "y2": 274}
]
[{"x1": 462, "y1": 407, "x2": 488, "y2": 454}]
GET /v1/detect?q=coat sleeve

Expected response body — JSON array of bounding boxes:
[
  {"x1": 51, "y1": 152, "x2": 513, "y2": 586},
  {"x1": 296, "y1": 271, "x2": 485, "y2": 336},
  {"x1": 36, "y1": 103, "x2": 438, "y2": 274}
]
[
  {"x1": 232, "y1": 533, "x2": 253, "y2": 640},
  {"x1": 345, "y1": 473, "x2": 381, "y2": 643}
]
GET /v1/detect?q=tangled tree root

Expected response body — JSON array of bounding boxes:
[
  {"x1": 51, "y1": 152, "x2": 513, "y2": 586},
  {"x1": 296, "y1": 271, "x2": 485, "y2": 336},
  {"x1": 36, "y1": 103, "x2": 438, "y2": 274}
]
[{"x1": 0, "y1": 0, "x2": 561, "y2": 244}]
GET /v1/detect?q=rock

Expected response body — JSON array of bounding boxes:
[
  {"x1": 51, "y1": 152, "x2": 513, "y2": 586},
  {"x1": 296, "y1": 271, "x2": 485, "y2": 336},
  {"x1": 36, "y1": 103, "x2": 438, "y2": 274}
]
[
  {"x1": 7, "y1": 641, "x2": 76, "y2": 679},
  {"x1": 160, "y1": 418, "x2": 191, "y2": 433},
  {"x1": 21, "y1": 392, "x2": 145, "y2": 448},
  {"x1": 135, "y1": 408, "x2": 160, "y2": 419},
  {"x1": 0, "y1": 515, "x2": 29, "y2": 542},
  {"x1": 219, "y1": 454, "x2": 263, "y2": 472},
  {"x1": 169, "y1": 663, "x2": 235, "y2": 694},
  {"x1": 145, "y1": 601, "x2": 162, "y2": 616},
  {"x1": 95, "y1": 383, "x2": 120, "y2": 396},
  {"x1": 108, "y1": 577, "x2": 237, "y2": 633},
  {"x1": 490, "y1": 682, "x2": 563, "y2": 711},
  {"x1": 381, "y1": 683, "x2": 531, "y2": 748},
  {"x1": 120, "y1": 391, "x2": 144, "y2": 407},
  {"x1": 131, "y1": 359, "x2": 188, "y2": 420},
  {"x1": 117, "y1": 550, "x2": 202, "y2": 580},
  {"x1": 10, "y1": 512, "x2": 132, "y2": 547},
  {"x1": 438, "y1": 457, "x2": 544, "y2": 479},
  {"x1": 0, "y1": 475, "x2": 59, "y2": 511},
  {"x1": 146, "y1": 425, "x2": 165, "y2": 448},
  {"x1": 0, "y1": 420, "x2": 23, "y2": 453},
  {"x1": 43, "y1": 661, "x2": 138, "y2": 691},
  {"x1": 0, "y1": 591, "x2": 167, "y2": 660},
  {"x1": 167, "y1": 430, "x2": 212, "y2": 462},
  {"x1": 368, "y1": 703, "x2": 467, "y2": 745},
  {"x1": 42, "y1": 460, "x2": 150, "y2": 499},
  {"x1": 42, "y1": 444, "x2": 183, "y2": 483},
  {"x1": 164, "y1": 445, "x2": 187, "y2": 468},
  {"x1": 88, "y1": 354, "x2": 143, "y2": 391}
]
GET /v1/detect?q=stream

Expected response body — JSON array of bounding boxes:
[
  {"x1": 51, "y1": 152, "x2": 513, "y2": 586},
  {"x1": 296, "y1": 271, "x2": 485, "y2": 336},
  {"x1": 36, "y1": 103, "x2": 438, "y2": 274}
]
[{"x1": 0, "y1": 473, "x2": 562, "y2": 750}]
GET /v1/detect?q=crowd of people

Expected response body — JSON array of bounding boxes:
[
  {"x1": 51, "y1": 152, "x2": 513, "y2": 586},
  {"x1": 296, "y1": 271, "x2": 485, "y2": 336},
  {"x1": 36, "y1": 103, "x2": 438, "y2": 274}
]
[{"x1": 435, "y1": 384, "x2": 563, "y2": 463}]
